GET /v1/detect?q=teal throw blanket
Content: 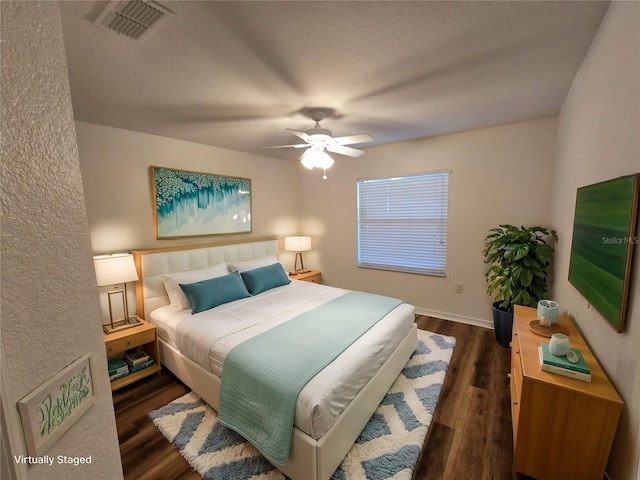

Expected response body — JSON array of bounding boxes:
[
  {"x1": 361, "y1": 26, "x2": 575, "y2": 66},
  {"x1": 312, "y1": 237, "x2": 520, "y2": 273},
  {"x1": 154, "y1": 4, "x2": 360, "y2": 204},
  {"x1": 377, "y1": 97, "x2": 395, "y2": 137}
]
[{"x1": 218, "y1": 291, "x2": 403, "y2": 465}]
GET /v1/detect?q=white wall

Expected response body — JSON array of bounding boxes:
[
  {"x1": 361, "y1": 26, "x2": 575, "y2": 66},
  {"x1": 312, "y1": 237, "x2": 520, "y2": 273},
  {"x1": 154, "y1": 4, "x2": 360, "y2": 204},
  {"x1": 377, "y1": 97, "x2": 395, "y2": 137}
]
[
  {"x1": 76, "y1": 122, "x2": 301, "y2": 253},
  {"x1": 76, "y1": 118, "x2": 559, "y2": 330},
  {"x1": 1, "y1": 2, "x2": 122, "y2": 479},
  {"x1": 299, "y1": 117, "x2": 557, "y2": 326},
  {"x1": 75, "y1": 122, "x2": 301, "y2": 323},
  {"x1": 551, "y1": 2, "x2": 640, "y2": 479}
]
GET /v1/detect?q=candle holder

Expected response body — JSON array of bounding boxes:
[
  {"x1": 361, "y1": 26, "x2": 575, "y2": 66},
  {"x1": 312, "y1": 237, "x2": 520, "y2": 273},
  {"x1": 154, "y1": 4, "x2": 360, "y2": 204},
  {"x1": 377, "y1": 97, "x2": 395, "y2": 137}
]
[
  {"x1": 549, "y1": 333, "x2": 571, "y2": 356},
  {"x1": 537, "y1": 300, "x2": 559, "y2": 324}
]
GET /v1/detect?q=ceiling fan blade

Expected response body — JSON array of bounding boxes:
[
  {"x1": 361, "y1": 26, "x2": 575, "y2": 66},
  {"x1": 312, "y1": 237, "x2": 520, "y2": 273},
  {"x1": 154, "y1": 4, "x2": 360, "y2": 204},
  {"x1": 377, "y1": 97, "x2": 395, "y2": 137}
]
[
  {"x1": 332, "y1": 133, "x2": 373, "y2": 145},
  {"x1": 286, "y1": 128, "x2": 313, "y2": 142},
  {"x1": 260, "y1": 144, "x2": 310, "y2": 150},
  {"x1": 326, "y1": 144, "x2": 365, "y2": 157}
]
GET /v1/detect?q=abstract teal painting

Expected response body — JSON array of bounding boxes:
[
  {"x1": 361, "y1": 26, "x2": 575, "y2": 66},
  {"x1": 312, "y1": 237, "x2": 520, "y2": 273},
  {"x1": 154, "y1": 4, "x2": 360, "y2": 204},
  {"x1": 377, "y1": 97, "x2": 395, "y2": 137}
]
[
  {"x1": 568, "y1": 174, "x2": 639, "y2": 332},
  {"x1": 151, "y1": 166, "x2": 251, "y2": 238}
]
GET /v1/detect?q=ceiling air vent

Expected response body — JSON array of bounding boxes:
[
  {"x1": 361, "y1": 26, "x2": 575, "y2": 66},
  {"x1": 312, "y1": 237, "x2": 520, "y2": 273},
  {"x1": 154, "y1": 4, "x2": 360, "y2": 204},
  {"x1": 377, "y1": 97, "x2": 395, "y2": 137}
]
[{"x1": 93, "y1": 0, "x2": 172, "y2": 41}]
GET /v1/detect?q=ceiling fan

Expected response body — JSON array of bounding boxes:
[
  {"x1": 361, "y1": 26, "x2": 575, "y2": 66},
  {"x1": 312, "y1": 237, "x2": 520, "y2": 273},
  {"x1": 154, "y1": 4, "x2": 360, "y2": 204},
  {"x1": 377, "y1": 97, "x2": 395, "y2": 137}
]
[{"x1": 261, "y1": 108, "x2": 373, "y2": 178}]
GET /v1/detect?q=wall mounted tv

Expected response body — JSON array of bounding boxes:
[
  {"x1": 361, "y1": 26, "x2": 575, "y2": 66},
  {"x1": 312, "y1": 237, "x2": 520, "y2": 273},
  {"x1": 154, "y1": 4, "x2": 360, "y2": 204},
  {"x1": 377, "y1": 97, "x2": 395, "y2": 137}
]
[{"x1": 568, "y1": 173, "x2": 639, "y2": 332}]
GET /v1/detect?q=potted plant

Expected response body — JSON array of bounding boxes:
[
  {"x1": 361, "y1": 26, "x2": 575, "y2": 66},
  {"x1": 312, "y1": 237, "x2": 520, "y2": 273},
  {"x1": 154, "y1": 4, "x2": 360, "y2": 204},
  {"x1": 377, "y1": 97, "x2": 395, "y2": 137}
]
[{"x1": 482, "y1": 224, "x2": 558, "y2": 347}]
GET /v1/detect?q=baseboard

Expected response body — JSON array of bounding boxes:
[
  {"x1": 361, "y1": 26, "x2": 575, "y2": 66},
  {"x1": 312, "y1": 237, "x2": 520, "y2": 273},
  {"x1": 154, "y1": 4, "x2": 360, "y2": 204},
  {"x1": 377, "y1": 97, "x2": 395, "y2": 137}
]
[{"x1": 414, "y1": 307, "x2": 493, "y2": 330}]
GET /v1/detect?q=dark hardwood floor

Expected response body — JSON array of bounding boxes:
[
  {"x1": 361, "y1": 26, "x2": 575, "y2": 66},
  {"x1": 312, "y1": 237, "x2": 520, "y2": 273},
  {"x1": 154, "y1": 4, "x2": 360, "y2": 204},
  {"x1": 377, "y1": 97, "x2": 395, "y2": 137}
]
[
  {"x1": 413, "y1": 316, "x2": 515, "y2": 480},
  {"x1": 113, "y1": 316, "x2": 516, "y2": 479},
  {"x1": 114, "y1": 371, "x2": 196, "y2": 480}
]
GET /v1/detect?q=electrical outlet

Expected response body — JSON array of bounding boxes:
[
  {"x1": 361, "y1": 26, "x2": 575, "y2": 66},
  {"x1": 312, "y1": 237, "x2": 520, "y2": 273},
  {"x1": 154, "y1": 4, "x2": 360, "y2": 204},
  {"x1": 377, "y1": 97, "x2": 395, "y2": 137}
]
[{"x1": 455, "y1": 283, "x2": 463, "y2": 294}]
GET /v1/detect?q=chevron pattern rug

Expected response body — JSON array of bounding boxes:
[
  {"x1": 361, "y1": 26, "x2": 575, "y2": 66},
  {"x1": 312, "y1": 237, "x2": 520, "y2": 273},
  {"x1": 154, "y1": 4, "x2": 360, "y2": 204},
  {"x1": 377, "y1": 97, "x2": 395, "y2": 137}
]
[{"x1": 149, "y1": 329, "x2": 455, "y2": 480}]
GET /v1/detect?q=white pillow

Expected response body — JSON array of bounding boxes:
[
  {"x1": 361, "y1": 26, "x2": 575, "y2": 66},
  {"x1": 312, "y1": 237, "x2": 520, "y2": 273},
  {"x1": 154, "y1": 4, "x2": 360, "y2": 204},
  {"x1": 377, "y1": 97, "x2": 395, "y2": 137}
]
[
  {"x1": 161, "y1": 263, "x2": 229, "y2": 311},
  {"x1": 228, "y1": 255, "x2": 283, "y2": 273}
]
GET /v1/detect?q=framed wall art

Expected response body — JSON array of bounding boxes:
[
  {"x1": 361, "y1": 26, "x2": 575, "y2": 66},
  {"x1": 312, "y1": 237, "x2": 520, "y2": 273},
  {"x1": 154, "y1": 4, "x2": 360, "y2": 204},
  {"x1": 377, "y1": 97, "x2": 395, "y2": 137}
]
[
  {"x1": 151, "y1": 166, "x2": 252, "y2": 239},
  {"x1": 568, "y1": 173, "x2": 639, "y2": 332},
  {"x1": 18, "y1": 353, "x2": 96, "y2": 456}
]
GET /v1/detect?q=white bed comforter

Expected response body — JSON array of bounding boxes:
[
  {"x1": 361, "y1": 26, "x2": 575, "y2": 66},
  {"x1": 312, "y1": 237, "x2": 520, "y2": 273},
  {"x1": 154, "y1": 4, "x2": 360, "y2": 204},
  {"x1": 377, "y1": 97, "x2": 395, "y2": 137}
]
[{"x1": 149, "y1": 280, "x2": 415, "y2": 438}]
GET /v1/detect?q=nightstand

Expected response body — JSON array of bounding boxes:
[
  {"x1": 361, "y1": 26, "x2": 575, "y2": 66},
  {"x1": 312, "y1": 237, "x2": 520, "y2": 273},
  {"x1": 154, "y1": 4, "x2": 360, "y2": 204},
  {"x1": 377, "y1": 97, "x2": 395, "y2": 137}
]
[
  {"x1": 289, "y1": 270, "x2": 321, "y2": 284},
  {"x1": 104, "y1": 318, "x2": 161, "y2": 391}
]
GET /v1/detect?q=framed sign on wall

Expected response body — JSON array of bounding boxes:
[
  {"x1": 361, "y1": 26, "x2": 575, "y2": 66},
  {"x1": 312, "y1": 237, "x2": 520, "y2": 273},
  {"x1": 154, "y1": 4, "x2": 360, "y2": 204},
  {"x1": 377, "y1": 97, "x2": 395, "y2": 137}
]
[
  {"x1": 151, "y1": 166, "x2": 252, "y2": 239},
  {"x1": 18, "y1": 353, "x2": 96, "y2": 456}
]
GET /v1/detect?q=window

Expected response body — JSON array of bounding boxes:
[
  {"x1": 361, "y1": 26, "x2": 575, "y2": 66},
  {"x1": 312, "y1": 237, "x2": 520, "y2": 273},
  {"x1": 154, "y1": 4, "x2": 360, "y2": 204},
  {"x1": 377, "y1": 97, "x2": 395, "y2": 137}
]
[{"x1": 357, "y1": 171, "x2": 449, "y2": 276}]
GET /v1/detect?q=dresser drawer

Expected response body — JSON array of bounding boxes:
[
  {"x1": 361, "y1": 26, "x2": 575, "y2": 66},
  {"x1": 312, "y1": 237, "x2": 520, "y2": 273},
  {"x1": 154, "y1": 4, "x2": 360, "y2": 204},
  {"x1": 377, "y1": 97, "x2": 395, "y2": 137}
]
[
  {"x1": 106, "y1": 328, "x2": 155, "y2": 356},
  {"x1": 510, "y1": 341, "x2": 522, "y2": 396},
  {"x1": 510, "y1": 333, "x2": 522, "y2": 444}
]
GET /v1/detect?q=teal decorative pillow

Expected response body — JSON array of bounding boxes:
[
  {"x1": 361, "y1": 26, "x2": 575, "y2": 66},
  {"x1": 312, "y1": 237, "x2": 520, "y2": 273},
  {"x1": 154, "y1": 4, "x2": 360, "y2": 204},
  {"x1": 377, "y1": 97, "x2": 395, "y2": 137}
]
[
  {"x1": 241, "y1": 263, "x2": 291, "y2": 295},
  {"x1": 180, "y1": 272, "x2": 251, "y2": 314},
  {"x1": 161, "y1": 263, "x2": 229, "y2": 311}
]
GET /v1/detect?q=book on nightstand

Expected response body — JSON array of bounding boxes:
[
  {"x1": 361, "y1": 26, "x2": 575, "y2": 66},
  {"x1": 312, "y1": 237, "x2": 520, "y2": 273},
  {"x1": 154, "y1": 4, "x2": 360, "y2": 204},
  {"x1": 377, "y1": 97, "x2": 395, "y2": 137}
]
[
  {"x1": 108, "y1": 358, "x2": 129, "y2": 376},
  {"x1": 124, "y1": 350, "x2": 151, "y2": 367},
  {"x1": 538, "y1": 343, "x2": 591, "y2": 382},
  {"x1": 109, "y1": 370, "x2": 130, "y2": 381},
  {"x1": 129, "y1": 358, "x2": 155, "y2": 373}
]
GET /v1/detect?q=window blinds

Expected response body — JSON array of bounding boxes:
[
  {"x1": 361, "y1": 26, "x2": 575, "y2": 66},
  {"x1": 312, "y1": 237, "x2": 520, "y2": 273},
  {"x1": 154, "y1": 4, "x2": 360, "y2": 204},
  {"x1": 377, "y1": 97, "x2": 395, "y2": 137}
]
[{"x1": 357, "y1": 171, "x2": 449, "y2": 276}]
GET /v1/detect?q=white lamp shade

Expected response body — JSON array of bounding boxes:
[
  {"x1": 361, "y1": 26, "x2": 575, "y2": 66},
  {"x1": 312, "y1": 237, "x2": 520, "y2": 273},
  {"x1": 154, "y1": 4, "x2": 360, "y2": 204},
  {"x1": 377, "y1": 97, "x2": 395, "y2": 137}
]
[
  {"x1": 93, "y1": 253, "x2": 139, "y2": 286},
  {"x1": 284, "y1": 236, "x2": 312, "y2": 252}
]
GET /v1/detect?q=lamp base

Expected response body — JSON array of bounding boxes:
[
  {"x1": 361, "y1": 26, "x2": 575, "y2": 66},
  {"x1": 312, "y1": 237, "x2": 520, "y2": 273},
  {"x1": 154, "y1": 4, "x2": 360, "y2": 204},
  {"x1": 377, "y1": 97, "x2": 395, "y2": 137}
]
[
  {"x1": 103, "y1": 316, "x2": 142, "y2": 334},
  {"x1": 289, "y1": 270, "x2": 311, "y2": 276}
]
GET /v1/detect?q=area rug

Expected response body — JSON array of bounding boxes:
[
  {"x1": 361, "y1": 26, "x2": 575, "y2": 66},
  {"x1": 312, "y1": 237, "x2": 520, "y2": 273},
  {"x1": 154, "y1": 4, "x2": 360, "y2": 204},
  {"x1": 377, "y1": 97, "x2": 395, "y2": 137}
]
[{"x1": 149, "y1": 329, "x2": 455, "y2": 480}]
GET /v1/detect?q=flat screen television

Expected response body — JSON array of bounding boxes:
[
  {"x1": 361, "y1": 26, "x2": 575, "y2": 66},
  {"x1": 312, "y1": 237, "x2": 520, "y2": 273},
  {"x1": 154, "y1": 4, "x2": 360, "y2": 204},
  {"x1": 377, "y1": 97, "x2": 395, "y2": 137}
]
[{"x1": 568, "y1": 173, "x2": 639, "y2": 332}]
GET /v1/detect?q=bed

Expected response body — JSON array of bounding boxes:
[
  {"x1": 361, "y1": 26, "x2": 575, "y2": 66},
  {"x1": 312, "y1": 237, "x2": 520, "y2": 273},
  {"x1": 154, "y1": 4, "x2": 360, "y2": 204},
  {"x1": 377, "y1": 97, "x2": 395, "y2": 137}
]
[{"x1": 131, "y1": 237, "x2": 417, "y2": 480}]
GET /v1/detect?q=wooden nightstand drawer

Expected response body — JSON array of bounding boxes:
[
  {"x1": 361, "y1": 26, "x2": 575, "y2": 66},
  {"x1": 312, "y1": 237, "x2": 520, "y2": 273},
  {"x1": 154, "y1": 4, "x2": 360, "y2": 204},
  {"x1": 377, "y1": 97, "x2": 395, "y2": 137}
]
[{"x1": 106, "y1": 328, "x2": 155, "y2": 356}]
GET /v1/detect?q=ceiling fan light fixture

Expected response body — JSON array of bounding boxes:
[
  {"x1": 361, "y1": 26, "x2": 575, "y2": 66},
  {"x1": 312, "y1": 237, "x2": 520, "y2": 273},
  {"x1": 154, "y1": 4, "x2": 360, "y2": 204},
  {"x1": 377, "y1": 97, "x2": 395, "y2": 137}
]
[
  {"x1": 300, "y1": 150, "x2": 316, "y2": 170},
  {"x1": 262, "y1": 107, "x2": 372, "y2": 178},
  {"x1": 300, "y1": 148, "x2": 334, "y2": 170},
  {"x1": 315, "y1": 152, "x2": 334, "y2": 170}
]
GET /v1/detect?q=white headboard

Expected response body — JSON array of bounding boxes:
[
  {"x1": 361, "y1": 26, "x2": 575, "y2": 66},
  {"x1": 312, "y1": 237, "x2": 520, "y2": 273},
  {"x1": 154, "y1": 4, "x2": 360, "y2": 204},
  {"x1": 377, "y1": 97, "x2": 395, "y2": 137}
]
[{"x1": 130, "y1": 237, "x2": 279, "y2": 320}]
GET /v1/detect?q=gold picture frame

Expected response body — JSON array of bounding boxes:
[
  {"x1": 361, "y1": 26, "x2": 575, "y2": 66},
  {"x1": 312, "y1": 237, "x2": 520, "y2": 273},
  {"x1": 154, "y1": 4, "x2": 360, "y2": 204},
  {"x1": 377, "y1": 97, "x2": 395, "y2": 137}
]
[{"x1": 151, "y1": 166, "x2": 252, "y2": 239}]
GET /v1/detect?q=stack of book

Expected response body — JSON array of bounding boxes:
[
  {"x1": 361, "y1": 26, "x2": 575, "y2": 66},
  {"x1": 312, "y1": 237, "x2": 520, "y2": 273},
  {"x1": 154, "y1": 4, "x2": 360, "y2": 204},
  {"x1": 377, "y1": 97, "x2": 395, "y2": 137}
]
[
  {"x1": 108, "y1": 357, "x2": 130, "y2": 382},
  {"x1": 538, "y1": 342, "x2": 591, "y2": 382},
  {"x1": 124, "y1": 350, "x2": 155, "y2": 373}
]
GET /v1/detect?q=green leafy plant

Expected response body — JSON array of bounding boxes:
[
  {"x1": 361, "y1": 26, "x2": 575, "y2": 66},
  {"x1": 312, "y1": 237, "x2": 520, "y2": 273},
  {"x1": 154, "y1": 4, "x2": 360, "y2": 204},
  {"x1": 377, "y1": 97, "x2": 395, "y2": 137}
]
[{"x1": 483, "y1": 225, "x2": 558, "y2": 311}]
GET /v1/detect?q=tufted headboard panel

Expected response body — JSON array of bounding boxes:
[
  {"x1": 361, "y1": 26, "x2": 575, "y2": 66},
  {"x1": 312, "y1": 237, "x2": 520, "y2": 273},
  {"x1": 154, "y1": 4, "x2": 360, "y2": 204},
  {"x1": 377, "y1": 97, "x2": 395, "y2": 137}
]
[{"x1": 130, "y1": 237, "x2": 279, "y2": 319}]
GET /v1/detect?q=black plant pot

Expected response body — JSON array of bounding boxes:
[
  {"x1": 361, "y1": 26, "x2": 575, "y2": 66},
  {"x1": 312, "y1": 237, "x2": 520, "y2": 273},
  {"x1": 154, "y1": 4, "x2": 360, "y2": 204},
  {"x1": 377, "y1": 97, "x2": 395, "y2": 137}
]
[{"x1": 492, "y1": 301, "x2": 514, "y2": 348}]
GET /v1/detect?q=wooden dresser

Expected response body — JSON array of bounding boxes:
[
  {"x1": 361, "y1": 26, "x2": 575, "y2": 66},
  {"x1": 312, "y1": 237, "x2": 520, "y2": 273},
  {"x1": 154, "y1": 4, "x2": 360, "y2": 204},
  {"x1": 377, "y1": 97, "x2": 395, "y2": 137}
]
[{"x1": 510, "y1": 305, "x2": 623, "y2": 480}]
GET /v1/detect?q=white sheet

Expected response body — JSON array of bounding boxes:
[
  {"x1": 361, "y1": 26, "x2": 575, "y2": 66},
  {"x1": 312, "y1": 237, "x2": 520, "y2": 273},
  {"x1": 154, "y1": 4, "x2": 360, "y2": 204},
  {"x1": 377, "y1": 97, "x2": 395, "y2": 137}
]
[{"x1": 149, "y1": 280, "x2": 415, "y2": 438}]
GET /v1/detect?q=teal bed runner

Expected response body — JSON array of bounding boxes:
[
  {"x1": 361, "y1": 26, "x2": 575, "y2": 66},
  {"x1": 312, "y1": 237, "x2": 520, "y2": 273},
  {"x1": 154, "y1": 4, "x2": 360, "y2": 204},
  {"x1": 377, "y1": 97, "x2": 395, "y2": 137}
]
[{"x1": 218, "y1": 291, "x2": 403, "y2": 465}]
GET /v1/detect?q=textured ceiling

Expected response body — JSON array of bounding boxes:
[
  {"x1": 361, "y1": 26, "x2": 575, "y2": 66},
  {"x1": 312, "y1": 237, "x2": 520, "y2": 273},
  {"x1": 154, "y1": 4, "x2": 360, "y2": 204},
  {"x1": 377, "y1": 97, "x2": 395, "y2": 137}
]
[{"x1": 59, "y1": 1, "x2": 610, "y2": 160}]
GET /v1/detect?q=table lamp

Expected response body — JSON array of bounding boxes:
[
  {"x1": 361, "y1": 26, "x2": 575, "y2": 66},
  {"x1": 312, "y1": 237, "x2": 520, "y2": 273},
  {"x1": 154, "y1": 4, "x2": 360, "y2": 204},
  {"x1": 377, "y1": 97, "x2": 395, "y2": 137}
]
[
  {"x1": 284, "y1": 236, "x2": 311, "y2": 274},
  {"x1": 94, "y1": 253, "x2": 142, "y2": 334}
]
